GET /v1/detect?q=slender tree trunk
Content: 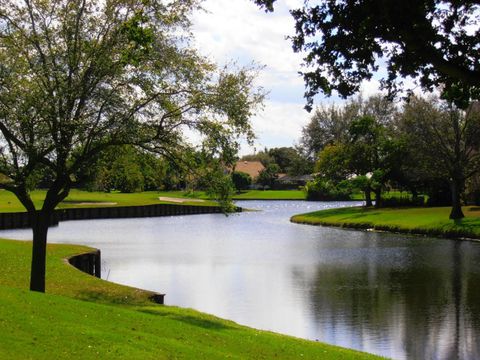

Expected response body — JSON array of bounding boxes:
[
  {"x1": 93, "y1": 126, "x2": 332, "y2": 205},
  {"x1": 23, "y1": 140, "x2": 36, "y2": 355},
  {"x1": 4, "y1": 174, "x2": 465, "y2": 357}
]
[
  {"x1": 411, "y1": 188, "x2": 418, "y2": 201},
  {"x1": 29, "y1": 211, "x2": 51, "y2": 292},
  {"x1": 449, "y1": 179, "x2": 464, "y2": 220},
  {"x1": 374, "y1": 188, "x2": 382, "y2": 208},
  {"x1": 365, "y1": 188, "x2": 372, "y2": 207}
]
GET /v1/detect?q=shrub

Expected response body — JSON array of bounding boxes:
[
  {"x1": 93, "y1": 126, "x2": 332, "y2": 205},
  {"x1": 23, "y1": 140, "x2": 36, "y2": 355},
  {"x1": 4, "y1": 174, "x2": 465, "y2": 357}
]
[
  {"x1": 232, "y1": 171, "x2": 252, "y2": 191},
  {"x1": 304, "y1": 178, "x2": 352, "y2": 201}
]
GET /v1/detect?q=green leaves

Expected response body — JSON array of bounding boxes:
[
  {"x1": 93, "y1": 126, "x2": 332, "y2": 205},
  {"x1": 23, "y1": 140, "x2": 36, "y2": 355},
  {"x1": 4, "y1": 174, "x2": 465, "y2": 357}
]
[
  {"x1": 0, "y1": 0, "x2": 264, "y2": 208},
  {"x1": 119, "y1": 11, "x2": 154, "y2": 66},
  {"x1": 256, "y1": 0, "x2": 480, "y2": 109}
]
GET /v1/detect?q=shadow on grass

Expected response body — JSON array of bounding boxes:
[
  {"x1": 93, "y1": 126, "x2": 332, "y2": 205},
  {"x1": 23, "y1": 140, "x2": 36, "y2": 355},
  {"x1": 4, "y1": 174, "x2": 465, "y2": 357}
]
[
  {"x1": 310, "y1": 207, "x2": 380, "y2": 220},
  {"x1": 138, "y1": 309, "x2": 234, "y2": 331},
  {"x1": 74, "y1": 290, "x2": 149, "y2": 306},
  {"x1": 308, "y1": 207, "x2": 362, "y2": 217}
]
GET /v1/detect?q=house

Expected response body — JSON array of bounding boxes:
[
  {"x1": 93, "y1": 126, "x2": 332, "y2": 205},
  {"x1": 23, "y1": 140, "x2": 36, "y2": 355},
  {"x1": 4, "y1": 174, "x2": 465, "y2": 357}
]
[{"x1": 234, "y1": 161, "x2": 265, "y2": 181}]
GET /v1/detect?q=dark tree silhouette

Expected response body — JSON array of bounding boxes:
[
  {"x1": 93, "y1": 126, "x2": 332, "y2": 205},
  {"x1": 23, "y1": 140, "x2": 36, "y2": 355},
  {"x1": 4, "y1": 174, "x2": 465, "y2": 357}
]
[{"x1": 256, "y1": 0, "x2": 480, "y2": 110}]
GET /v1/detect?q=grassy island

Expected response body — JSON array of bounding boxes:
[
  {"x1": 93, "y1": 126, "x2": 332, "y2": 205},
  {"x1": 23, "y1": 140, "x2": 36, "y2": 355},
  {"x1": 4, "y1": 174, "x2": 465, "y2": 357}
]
[
  {"x1": 0, "y1": 239, "x2": 383, "y2": 359},
  {"x1": 291, "y1": 206, "x2": 480, "y2": 239}
]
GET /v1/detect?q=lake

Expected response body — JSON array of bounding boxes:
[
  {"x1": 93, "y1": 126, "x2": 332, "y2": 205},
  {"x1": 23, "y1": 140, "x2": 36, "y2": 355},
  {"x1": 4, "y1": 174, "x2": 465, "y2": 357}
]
[{"x1": 1, "y1": 200, "x2": 480, "y2": 359}]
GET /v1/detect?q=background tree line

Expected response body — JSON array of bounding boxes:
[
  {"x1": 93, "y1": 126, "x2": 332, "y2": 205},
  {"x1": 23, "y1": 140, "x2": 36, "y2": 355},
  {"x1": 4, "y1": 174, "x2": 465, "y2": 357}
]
[{"x1": 301, "y1": 94, "x2": 480, "y2": 219}]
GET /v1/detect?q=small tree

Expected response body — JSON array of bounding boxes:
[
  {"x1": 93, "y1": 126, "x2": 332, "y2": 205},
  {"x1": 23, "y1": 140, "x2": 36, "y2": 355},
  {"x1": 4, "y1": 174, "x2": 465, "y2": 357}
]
[
  {"x1": 0, "y1": 0, "x2": 263, "y2": 292},
  {"x1": 257, "y1": 163, "x2": 280, "y2": 188},
  {"x1": 232, "y1": 171, "x2": 252, "y2": 192},
  {"x1": 314, "y1": 114, "x2": 403, "y2": 207}
]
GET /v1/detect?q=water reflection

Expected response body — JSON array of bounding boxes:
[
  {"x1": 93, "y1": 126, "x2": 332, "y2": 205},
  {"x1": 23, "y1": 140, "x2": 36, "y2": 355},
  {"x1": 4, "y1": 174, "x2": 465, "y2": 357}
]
[
  {"x1": 1, "y1": 200, "x2": 479, "y2": 359},
  {"x1": 297, "y1": 233, "x2": 480, "y2": 359}
]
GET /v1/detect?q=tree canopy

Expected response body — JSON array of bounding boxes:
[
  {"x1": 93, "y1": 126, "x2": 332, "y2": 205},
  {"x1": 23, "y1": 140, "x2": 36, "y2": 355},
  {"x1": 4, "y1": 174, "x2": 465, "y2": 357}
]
[
  {"x1": 255, "y1": 0, "x2": 480, "y2": 109},
  {"x1": 0, "y1": 0, "x2": 263, "y2": 292}
]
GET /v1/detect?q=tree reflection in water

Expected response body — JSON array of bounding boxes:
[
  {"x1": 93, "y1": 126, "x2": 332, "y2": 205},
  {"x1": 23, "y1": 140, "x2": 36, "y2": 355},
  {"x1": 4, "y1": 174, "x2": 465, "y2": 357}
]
[{"x1": 296, "y1": 233, "x2": 480, "y2": 359}]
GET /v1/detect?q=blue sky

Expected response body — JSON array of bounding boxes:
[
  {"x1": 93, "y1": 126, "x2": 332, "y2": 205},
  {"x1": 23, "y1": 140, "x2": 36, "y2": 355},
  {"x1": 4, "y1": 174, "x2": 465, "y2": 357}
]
[{"x1": 191, "y1": 0, "x2": 382, "y2": 154}]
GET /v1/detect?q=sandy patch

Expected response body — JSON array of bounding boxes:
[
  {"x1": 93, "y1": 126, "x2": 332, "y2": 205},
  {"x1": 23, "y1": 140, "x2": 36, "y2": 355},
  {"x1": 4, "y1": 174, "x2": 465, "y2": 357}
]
[{"x1": 158, "y1": 197, "x2": 205, "y2": 203}]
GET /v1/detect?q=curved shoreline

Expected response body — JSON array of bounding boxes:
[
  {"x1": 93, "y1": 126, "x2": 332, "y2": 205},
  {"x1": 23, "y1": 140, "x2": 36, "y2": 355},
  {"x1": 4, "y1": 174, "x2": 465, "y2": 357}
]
[
  {"x1": 0, "y1": 238, "x2": 382, "y2": 359},
  {"x1": 292, "y1": 217, "x2": 480, "y2": 242},
  {"x1": 291, "y1": 205, "x2": 480, "y2": 241},
  {"x1": 67, "y1": 248, "x2": 165, "y2": 304}
]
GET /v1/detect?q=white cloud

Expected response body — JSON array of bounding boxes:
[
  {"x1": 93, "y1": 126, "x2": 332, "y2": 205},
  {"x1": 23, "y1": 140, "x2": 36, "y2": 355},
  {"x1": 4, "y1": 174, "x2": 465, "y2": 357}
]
[
  {"x1": 191, "y1": 0, "x2": 311, "y2": 153},
  {"x1": 191, "y1": 0, "x2": 397, "y2": 155},
  {"x1": 243, "y1": 100, "x2": 311, "y2": 153}
]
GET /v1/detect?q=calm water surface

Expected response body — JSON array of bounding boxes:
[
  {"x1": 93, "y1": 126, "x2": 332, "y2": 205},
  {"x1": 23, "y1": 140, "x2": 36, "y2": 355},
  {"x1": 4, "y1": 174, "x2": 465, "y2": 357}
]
[{"x1": 2, "y1": 200, "x2": 480, "y2": 360}]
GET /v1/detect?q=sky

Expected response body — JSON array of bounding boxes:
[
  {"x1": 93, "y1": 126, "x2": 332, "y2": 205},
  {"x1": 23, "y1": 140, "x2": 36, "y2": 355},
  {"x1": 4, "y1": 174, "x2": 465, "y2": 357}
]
[{"x1": 191, "y1": 0, "x2": 382, "y2": 155}]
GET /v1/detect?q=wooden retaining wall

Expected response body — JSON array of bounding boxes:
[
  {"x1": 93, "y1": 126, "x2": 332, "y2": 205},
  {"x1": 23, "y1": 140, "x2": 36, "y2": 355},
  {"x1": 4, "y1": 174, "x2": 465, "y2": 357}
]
[
  {"x1": 67, "y1": 250, "x2": 165, "y2": 304},
  {"x1": 0, "y1": 211, "x2": 60, "y2": 229},
  {"x1": 0, "y1": 203, "x2": 231, "y2": 230},
  {"x1": 58, "y1": 203, "x2": 224, "y2": 222},
  {"x1": 68, "y1": 250, "x2": 102, "y2": 279}
]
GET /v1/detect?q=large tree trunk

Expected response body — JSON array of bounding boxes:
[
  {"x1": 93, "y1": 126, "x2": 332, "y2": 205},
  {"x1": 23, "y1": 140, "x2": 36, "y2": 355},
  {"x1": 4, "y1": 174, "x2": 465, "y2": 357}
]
[
  {"x1": 29, "y1": 211, "x2": 51, "y2": 292},
  {"x1": 449, "y1": 179, "x2": 464, "y2": 220},
  {"x1": 365, "y1": 188, "x2": 372, "y2": 207}
]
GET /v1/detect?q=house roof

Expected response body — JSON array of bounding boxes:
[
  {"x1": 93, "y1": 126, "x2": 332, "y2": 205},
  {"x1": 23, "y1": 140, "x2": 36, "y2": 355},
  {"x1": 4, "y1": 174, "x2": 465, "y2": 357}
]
[{"x1": 234, "y1": 161, "x2": 265, "y2": 179}]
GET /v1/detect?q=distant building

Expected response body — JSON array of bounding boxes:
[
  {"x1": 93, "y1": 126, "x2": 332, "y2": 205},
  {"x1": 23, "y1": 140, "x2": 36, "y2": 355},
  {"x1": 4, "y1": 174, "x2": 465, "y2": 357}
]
[
  {"x1": 233, "y1": 161, "x2": 265, "y2": 182},
  {"x1": 274, "y1": 174, "x2": 314, "y2": 189}
]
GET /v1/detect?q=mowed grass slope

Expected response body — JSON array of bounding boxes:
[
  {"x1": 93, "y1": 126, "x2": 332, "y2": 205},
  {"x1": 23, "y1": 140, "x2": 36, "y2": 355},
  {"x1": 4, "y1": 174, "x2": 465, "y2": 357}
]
[
  {"x1": 0, "y1": 239, "x2": 384, "y2": 359},
  {"x1": 292, "y1": 206, "x2": 480, "y2": 239},
  {"x1": 0, "y1": 189, "x2": 217, "y2": 213},
  {"x1": 0, "y1": 189, "x2": 308, "y2": 213}
]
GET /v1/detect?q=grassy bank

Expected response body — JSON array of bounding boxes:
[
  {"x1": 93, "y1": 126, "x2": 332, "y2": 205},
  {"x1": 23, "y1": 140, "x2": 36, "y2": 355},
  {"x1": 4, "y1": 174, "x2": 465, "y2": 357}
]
[
  {"x1": 0, "y1": 239, "x2": 383, "y2": 359},
  {"x1": 291, "y1": 206, "x2": 480, "y2": 239},
  {"x1": 0, "y1": 189, "x2": 217, "y2": 213},
  {"x1": 0, "y1": 189, "x2": 308, "y2": 213}
]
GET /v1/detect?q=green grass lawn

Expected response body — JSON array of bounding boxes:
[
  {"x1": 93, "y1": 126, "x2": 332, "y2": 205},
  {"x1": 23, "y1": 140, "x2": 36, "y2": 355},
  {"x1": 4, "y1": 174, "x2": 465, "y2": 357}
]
[
  {"x1": 0, "y1": 189, "x2": 309, "y2": 213},
  {"x1": 0, "y1": 239, "x2": 383, "y2": 359},
  {"x1": 0, "y1": 189, "x2": 219, "y2": 213},
  {"x1": 232, "y1": 190, "x2": 306, "y2": 200},
  {"x1": 292, "y1": 206, "x2": 480, "y2": 239}
]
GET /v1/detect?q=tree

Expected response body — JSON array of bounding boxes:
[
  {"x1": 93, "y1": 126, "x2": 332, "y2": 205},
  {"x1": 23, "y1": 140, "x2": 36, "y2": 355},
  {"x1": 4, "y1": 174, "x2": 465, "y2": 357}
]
[
  {"x1": 267, "y1": 146, "x2": 312, "y2": 175},
  {"x1": 0, "y1": 0, "x2": 263, "y2": 292},
  {"x1": 397, "y1": 97, "x2": 480, "y2": 219},
  {"x1": 257, "y1": 163, "x2": 280, "y2": 188},
  {"x1": 314, "y1": 144, "x2": 350, "y2": 182},
  {"x1": 299, "y1": 103, "x2": 356, "y2": 160},
  {"x1": 75, "y1": 145, "x2": 165, "y2": 192},
  {"x1": 241, "y1": 149, "x2": 274, "y2": 166},
  {"x1": 268, "y1": 147, "x2": 298, "y2": 173},
  {"x1": 232, "y1": 171, "x2": 252, "y2": 192},
  {"x1": 314, "y1": 114, "x2": 403, "y2": 207},
  {"x1": 256, "y1": 1, "x2": 480, "y2": 110},
  {"x1": 287, "y1": 148, "x2": 314, "y2": 176},
  {"x1": 299, "y1": 95, "x2": 397, "y2": 160}
]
